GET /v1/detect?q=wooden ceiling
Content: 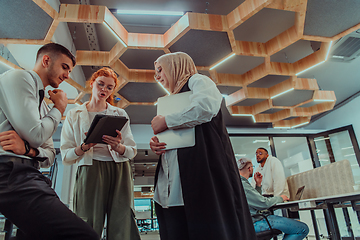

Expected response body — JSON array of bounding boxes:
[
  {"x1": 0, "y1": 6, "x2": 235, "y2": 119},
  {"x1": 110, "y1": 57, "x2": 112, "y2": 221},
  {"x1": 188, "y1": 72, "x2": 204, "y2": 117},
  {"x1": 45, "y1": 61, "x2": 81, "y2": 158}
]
[{"x1": 2, "y1": 0, "x2": 360, "y2": 128}]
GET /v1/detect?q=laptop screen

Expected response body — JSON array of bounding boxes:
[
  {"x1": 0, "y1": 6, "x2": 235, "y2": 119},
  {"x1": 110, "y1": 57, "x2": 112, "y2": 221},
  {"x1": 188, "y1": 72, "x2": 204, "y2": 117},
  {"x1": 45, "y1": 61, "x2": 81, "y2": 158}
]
[
  {"x1": 294, "y1": 186, "x2": 305, "y2": 201},
  {"x1": 294, "y1": 185, "x2": 305, "y2": 200}
]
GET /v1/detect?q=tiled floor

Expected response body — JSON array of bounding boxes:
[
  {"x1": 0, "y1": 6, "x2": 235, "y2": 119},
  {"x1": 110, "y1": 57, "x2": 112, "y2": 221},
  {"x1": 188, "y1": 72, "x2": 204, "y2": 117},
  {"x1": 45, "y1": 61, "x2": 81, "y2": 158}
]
[
  {"x1": 138, "y1": 233, "x2": 324, "y2": 240},
  {"x1": 140, "y1": 231, "x2": 160, "y2": 240},
  {"x1": 0, "y1": 231, "x2": 330, "y2": 240}
]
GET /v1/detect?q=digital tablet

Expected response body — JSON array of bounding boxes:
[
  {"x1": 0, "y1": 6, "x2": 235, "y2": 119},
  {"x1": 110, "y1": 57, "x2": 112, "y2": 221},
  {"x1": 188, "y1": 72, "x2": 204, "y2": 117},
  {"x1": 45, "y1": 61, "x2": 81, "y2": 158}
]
[{"x1": 84, "y1": 114, "x2": 128, "y2": 144}]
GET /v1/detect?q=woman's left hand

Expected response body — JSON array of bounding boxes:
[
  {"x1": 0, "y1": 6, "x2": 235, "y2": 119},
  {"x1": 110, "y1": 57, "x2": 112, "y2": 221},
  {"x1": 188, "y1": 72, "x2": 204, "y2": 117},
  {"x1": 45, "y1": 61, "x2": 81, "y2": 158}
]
[
  {"x1": 102, "y1": 130, "x2": 126, "y2": 155},
  {"x1": 151, "y1": 115, "x2": 168, "y2": 134}
]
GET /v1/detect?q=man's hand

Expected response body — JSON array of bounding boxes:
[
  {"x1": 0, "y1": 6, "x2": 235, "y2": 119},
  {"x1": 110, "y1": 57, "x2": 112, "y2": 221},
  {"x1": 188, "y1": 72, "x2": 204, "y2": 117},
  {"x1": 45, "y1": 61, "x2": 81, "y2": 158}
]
[
  {"x1": 150, "y1": 136, "x2": 166, "y2": 155},
  {"x1": 281, "y1": 195, "x2": 289, "y2": 201},
  {"x1": 254, "y1": 172, "x2": 263, "y2": 187},
  {"x1": 0, "y1": 130, "x2": 26, "y2": 155},
  {"x1": 49, "y1": 89, "x2": 68, "y2": 115},
  {"x1": 151, "y1": 115, "x2": 168, "y2": 135}
]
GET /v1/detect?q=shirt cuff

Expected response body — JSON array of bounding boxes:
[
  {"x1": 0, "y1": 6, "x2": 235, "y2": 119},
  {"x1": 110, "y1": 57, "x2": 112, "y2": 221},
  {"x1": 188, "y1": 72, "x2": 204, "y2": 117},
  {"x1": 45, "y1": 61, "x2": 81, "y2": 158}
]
[
  {"x1": 276, "y1": 196, "x2": 284, "y2": 203},
  {"x1": 36, "y1": 147, "x2": 48, "y2": 159},
  {"x1": 165, "y1": 115, "x2": 178, "y2": 129},
  {"x1": 63, "y1": 148, "x2": 79, "y2": 164},
  {"x1": 47, "y1": 107, "x2": 62, "y2": 122},
  {"x1": 122, "y1": 146, "x2": 135, "y2": 159}
]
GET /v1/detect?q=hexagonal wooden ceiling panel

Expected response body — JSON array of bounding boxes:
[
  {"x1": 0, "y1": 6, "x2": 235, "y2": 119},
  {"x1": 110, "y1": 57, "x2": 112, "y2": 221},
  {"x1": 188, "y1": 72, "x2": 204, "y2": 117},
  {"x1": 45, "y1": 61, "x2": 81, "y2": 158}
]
[
  {"x1": 169, "y1": 29, "x2": 233, "y2": 66},
  {"x1": 4, "y1": 0, "x2": 360, "y2": 128},
  {"x1": 0, "y1": 1, "x2": 53, "y2": 40},
  {"x1": 119, "y1": 82, "x2": 165, "y2": 103}
]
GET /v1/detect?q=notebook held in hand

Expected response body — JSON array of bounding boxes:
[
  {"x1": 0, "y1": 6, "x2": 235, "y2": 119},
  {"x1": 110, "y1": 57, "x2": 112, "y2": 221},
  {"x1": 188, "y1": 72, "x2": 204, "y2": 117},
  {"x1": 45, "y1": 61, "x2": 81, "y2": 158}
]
[{"x1": 84, "y1": 114, "x2": 128, "y2": 144}]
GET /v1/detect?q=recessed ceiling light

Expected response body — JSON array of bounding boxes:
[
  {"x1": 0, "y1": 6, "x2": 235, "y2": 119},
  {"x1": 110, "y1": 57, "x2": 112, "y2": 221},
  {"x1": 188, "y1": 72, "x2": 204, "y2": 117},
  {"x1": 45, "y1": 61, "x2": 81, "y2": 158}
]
[
  {"x1": 325, "y1": 41, "x2": 333, "y2": 60},
  {"x1": 291, "y1": 121, "x2": 309, "y2": 128},
  {"x1": 270, "y1": 88, "x2": 294, "y2": 99},
  {"x1": 273, "y1": 126, "x2": 291, "y2": 129},
  {"x1": 296, "y1": 41, "x2": 332, "y2": 75},
  {"x1": 253, "y1": 140, "x2": 269, "y2": 143},
  {"x1": 232, "y1": 114, "x2": 256, "y2": 123},
  {"x1": 157, "y1": 81, "x2": 170, "y2": 95},
  {"x1": 313, "y1": 99, "x2": 335, "y2": 102},
  {"x1": 103, "y1": 22, "x2": 127, "y2": 47},
  {"x1": 116, "y1": 10, "x2": 184, "y2": 16},
  {"x1": 209, "y1": 53, "x2": 235, "y2": 70}
]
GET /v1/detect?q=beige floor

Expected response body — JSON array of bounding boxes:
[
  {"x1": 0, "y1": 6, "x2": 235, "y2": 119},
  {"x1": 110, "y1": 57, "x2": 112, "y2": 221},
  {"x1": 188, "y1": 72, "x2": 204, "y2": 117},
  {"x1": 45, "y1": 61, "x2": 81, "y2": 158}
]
[{"x1": 140, "y1": 231, "x2": 160, "y2": 240}]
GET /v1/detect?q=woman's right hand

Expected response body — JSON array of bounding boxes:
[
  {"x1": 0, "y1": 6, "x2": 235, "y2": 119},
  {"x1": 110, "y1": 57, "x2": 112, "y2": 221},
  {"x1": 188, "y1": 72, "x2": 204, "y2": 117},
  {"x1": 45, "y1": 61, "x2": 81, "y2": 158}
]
[
  {"x1": 150, "y1": 136, "x2": 166, "y2": 155},
  {"x1": 82, "y1": 142, "x2": 96, "y2": 151},
  {"x1": 151, "y1": 115, "x2": 168, "y2": 134},
  {"x1": 83, "y1": 132, "x2": 97, "y2": 149},
  {"x1": 75, "y1": 132, "x2": 97, "y2": 156}
]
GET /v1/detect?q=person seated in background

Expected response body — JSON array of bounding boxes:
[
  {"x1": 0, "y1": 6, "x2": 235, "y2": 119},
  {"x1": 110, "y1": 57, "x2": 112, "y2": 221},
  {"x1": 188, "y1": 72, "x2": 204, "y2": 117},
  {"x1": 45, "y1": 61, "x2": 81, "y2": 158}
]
[
  {"x1": 238, "y1": 157, "x2": 309, "y2": 240},
  {"x1": 252, "y1": 147, "x2": 290, "y2": 198}
]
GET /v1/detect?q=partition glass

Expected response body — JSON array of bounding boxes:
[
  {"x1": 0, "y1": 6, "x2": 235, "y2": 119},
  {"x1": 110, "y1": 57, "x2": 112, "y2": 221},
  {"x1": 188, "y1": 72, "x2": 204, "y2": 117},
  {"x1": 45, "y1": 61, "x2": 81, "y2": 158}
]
[
  {"x1": 313, "y1": 136, "x2": 330, "y2": 166},
  {"x1": 314, "y1": 130, "x2": 360, "y2": 184},
  {"x1": 272, "y1": 136, "x2": 316, "y2": 237},
  {"x1": 229, "y1": 126, "x2": 360, "y2": 239},
  {"x1": 273, "y1": 137, "x2": 313, "y2": 178},
  {"x1": 329, "y1": 130, "x2": 360, "y2": 185},
  {"x1": 313, "y1": 129, "x2": 360, "y2": 238}
]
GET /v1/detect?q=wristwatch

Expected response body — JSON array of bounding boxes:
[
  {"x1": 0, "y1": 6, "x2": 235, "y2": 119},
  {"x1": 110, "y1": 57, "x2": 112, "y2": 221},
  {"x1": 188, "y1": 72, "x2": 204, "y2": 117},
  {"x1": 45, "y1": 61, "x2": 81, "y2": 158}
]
[
  {"x1": 81, "y1": 143, "x2": 90, "y2": 152},
  {"x1": 24, "y1": 140, "x2": 31, "y2": 155}
]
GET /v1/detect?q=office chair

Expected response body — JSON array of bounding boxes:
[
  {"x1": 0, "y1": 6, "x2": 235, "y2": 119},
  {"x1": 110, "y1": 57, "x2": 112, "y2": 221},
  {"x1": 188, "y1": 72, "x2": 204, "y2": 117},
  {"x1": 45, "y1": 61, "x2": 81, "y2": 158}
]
[
  {"x1": 2, "y1": 217, "x2": 14, "y2": 240},
  {"x1": 252, "y1": 213, "x2": 282, "y2": 240}
]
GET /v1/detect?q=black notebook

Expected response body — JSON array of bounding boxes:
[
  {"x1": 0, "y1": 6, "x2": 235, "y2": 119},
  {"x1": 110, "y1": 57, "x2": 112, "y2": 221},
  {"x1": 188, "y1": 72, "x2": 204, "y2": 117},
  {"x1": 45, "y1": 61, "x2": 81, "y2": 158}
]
[{"x1": 84, "y1": 114, "x2": 128, "y2": 144}]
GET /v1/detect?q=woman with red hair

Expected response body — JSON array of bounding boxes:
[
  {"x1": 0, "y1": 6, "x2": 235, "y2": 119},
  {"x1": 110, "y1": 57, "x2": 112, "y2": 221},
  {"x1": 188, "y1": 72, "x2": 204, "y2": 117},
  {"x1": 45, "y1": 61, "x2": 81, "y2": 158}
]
[{"x1": 61, "y1": 67, "x2": 140, "y2": 240}]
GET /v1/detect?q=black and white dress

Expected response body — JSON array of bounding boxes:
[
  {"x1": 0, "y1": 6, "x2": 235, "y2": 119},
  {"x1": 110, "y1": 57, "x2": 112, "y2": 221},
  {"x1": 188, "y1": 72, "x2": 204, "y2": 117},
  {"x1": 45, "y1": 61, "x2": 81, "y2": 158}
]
[{"x1": 154, "y1": 73, "x2": 256, "y2": 240}]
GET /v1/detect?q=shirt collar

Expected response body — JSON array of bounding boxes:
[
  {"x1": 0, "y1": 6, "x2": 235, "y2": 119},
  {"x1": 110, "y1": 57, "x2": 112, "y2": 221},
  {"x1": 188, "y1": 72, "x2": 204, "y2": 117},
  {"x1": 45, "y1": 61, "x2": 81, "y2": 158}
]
[
  {"x1": 75, "y1": 101, "x2": 118, "y2": 113},
  {"x1": 240, "y1": 175, "x2": 249, "y2": 182},
  {"x1": 29, "y1": 70, "x2": 45, "y2": 90}
]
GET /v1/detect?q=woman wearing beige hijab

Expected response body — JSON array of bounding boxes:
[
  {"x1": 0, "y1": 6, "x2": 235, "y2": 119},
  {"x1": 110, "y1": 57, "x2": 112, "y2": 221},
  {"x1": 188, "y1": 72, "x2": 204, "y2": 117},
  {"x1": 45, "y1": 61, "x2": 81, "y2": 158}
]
[{"x1": 150, "y1": 52, "x2": 256, "y2": 240}]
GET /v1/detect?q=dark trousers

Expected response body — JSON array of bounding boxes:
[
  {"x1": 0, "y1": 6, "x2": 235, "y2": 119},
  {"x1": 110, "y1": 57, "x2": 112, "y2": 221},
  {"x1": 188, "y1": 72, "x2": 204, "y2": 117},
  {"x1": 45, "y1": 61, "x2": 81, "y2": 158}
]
[
  {"x1": 155, "y1": 202, "x2": 189, "y2": 240},
  {"x1": 0, "y1": 161, "x2": 99, "y2": 240}
]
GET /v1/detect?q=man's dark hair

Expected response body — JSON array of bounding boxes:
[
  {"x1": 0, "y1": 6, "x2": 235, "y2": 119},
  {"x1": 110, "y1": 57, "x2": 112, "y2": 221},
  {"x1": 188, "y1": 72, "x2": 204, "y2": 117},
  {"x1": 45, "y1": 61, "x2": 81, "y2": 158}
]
[
  {"x1": 36, "y1": 43, "x2": 76, "y2": 67},
  {"x1": 257, "y1": 147, "x2": 268, "y2": 153}
]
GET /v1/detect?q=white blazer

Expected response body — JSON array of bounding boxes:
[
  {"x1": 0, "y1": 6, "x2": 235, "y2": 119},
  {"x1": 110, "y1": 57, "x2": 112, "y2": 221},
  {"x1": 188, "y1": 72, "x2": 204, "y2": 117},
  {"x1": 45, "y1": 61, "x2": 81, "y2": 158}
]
[{"x1": 60, "y1": 102, "x2": 137, "y2": 166}]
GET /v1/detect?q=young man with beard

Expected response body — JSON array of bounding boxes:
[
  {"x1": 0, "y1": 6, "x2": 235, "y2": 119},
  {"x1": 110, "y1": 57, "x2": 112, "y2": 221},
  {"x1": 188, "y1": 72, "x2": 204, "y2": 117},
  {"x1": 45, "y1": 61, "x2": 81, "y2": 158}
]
[
  {"x1": 251, "y1": 147, "x2": 290, "y2": 198},
  {"x1": 0, "y1": 43, "x2": 99, "y2": 240}
]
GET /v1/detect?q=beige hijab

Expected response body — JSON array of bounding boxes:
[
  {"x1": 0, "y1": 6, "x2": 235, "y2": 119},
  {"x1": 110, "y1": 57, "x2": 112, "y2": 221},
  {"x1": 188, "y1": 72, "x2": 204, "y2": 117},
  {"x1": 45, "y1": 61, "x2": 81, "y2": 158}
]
[{"x1": 155, "y1": 52, "x2": 198, "y2": 94}]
